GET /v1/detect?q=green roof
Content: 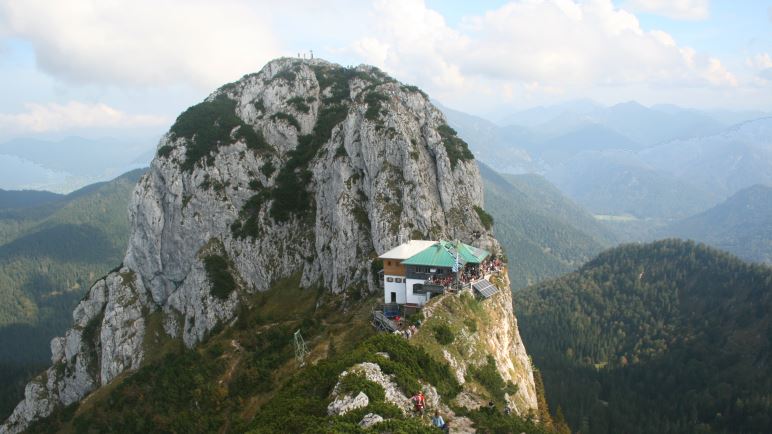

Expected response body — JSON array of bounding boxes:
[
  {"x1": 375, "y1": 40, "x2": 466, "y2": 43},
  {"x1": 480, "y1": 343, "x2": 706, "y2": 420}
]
[
  {"x1": 453, "y1": 241, "x2": 490, "y2": 264},
  {"x1": 401, "y1": 240, "x2": 489, "y2": 267}
]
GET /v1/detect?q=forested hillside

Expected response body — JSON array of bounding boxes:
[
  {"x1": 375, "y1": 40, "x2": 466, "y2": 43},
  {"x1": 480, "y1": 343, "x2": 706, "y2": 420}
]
[
  {"x1": 0, "y1": 169, "x2": 143, "y2": 420},
  {"x1": 480, "y1": 163, "x2": 615, "y2": 288},
  {"x1": 661, "y1": 184, "x2": 772, "y2": 263},
  {"x1": 0, "y1": 190, "x2": 62, "y2": 210},
  {"x1": 515, "y1": 240, "x2": 772, "y2": 434}
]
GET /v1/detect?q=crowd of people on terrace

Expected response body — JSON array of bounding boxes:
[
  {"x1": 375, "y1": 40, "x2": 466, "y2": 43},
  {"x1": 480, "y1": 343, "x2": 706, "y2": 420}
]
[{"x1": 425, "y1": 257, "x2": 504, "y2": 290}]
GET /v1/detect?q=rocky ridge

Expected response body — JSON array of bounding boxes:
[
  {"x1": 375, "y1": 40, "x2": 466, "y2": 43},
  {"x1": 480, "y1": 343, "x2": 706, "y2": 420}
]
[{"x1": 3, "y1": 58, "x2": 516, "y2": 433}]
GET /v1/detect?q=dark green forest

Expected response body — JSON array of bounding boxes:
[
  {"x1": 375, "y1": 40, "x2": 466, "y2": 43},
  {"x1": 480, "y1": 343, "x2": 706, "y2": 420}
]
[
  {"x1": 0, "y1": 169, "x2": 143, "y2": 420},
  {"x1": 515, "y1": 239, "x2": 772, "y2": 434}
]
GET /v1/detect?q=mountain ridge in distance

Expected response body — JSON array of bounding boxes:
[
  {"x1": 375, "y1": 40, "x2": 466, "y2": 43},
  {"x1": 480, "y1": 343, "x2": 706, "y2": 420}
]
[{"x1": 661, "y1": 183, "x2": 772, "y2": 263}]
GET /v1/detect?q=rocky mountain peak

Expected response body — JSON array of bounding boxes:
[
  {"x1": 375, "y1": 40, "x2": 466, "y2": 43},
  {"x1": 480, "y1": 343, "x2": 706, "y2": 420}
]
[{"x1": 2, "y1": 57, "x2": 504, "y2": 433}]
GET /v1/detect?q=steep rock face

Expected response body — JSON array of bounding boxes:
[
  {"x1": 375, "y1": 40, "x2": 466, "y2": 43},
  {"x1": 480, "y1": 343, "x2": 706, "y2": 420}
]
[
  {"x1": 2, "y1": 58, "x2": 500, "y2": 433},
  {"x1": 418, "y1": 273, "x2": 539, "y2": 416},
  {"x1": 1, "y1": 269, "x2": 147, "y2": 434},
  {"x1": 479, "y1": 278, "x2": 539, "y2": 414}
]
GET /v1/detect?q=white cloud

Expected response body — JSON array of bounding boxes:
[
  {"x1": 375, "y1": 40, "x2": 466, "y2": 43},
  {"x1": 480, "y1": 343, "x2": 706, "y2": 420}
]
[
  {"x1": 746, "y1": 53, "x2": 772, "y2": 82},
  {"x1": 347, "y1": 0, "x2": 468, "y2": 92},
  {"x1": 0, "y1": 0, "x2": 281, "y2": 88},
  {"x1": 0, "y1": 0, "x2": 752, "y2": 115},
  {"x1": 747, "y1": 53, "x2": 772, "y2": 70},
  {"x1": 345, "y1": 0, "x2": 735, "y2": 109},
  {"x1": 623, "y1": 0, "x2": 709, "y2": 20},
  {"x1": 0, "y1": 101, "x2": 168, "y2": 133}
]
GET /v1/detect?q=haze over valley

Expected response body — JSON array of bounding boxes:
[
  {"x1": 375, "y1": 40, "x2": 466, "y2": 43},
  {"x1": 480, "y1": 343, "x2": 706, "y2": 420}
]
[{"x1": 0, "y1": 1, "x2": 770, "y2": 433}]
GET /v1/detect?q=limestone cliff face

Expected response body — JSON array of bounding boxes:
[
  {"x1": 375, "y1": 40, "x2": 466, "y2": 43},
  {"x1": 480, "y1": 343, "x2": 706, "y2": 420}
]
[
  {"x1": 326, "y1": 274, "x2": 540, "y2": 432},
  {"x1": 476, "y1": 276, "x2": 538, "y2": 414},
  {"x1": 2, "y1": 58, "x2": 509, "y2": 433},
  {"x1": 417, "y1": 273, "x2": 538, "y2": 416}
]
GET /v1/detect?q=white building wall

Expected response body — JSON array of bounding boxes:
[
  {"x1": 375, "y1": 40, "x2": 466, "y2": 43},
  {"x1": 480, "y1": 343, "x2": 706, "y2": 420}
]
[
  {"x1": 405, "y1": 278, "x2": 431, "y2": 306},
  {"x1": 383, "y1": 276, "x2": 406, "y2": 304}
]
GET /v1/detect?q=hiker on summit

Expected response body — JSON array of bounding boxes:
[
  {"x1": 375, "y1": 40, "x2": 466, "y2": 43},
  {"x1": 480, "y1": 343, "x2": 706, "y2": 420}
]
[
  {"x1": 412, "y1": 391, "x2": 426, "y2": 415},
  {"x1": 432, "y1": 410, "x2": 449, "y2": 433}
]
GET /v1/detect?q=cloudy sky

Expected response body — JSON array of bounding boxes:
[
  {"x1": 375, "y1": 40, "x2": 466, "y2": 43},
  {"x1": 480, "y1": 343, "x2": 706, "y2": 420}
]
[{"x1": 0, "y1": 0, "x2": 770, "y2": 141}]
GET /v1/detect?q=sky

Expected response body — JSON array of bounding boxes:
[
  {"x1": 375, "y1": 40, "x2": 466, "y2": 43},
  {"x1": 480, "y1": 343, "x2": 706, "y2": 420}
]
[{"x1": 0, "y1": 0, "x2": 770, "y2": 142}]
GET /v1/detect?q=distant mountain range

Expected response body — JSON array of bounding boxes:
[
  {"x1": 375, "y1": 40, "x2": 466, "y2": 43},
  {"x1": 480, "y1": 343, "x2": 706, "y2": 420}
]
[
  {"x1": 639, "y1": 118, "x2": 772, "y2": 199},
  {"x1": 660, "y1": 184, "x2": 772, "y2": 263},
  {"x1": 444, "y1": 101, "x2": 772, "y2": 227},
  {"x1": 497, "y1": 100, "x2": 763, "y2": 146},
  {"x1": 0, "y1": 136, "x2": 156, "y2": 192},
  {"x1": 0, "y1": 189, "x2": 63, "y2": 210},
  {"x1": 546, "y1": 150, "x2": 717, "y2": 221}
]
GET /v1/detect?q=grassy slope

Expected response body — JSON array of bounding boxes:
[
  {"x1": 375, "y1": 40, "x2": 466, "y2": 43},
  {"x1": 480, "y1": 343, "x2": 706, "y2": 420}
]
[{"x1": 28, "y1": 273, "x2": 561, "y2": 434}]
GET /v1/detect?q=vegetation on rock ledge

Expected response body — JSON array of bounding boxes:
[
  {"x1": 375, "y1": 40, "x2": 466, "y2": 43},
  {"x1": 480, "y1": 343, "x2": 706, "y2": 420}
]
[
  {"x1": 167, "y1": 94, "x2": 270, "y2": 171},
  {"x1": 437, "y1": 124, "x2": 474, "y2": 169}
]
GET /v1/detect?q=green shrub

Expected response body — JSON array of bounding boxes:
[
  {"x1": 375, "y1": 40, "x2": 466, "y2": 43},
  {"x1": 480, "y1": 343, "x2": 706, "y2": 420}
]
[
  {"x1": 334, "y1": 402, "x2": 403, "y2": 426},
  {"x1": 433, "y1": 324, "x2": 455, "y2": 345},
  {"x1": 230, "y1": 326, "x2": 293, "y2": 398},
  {"x1": 406, "y1": 312, "x2": 424, "y2": 327},
  {"x1": 271, "y1": 112, "x2": 301, "y2": 130},
  {"x1": 471, "y1": 355, "x2": 516, "y2": 403},
  {"x1": 68, "y1": 350, "x2": 227, "y2": 433},
  {"x1": 157, "y1": 145, "x2": 173, "y2": 158},
  {"x1": 260, "y1": 160, "x2": 276, "y2": 178},
  {"x1": 170, "y1": 94, "x2": 269, "y2": 171},
  {"x1": 364, "y1": 92, "x2": 388, "y2": 121},
  {"x1": 313, "y1": 66, "x2": 358, "y2": 103},
  {"x1": 370, "y1": 259, "x2": 383, "y2": 285},
  {"x1": 335, "y1": 144, "x2": 347, "y2": 158},
  {"x1": 248, "y1": 179, "x2": 263, "y2": 191},
  {"x1": 269, "y1": 104, "x2": 349, "y2": 223},
  {"x1": 474, "y1": 205, "x2": 494, "y2": 230},
  {"x1": 243, "y1": 128, "x2": 269, "y2": 152},
  {"x1": 246, "y1": 333, "x2": 460, "y2": 433},
  {"x1": 460, "y1": 407, "x2": 553, "y2": 434},
  {"x1": 337, "y1": 373, "x2": 385, "y2": 402},
  {"x1": 352, "y1": 204, "x2": 370, "y2": 230},
  {"x1": 437, "y1": 124, "x2": 474, "y2": 169},
  {"x1": 271, "y1": 69, "x2": 296, "y2": 83},
  {"x1": 400, "y1": 84, "x2": 428, "y2": 98},
  {"x1": 232, "y1": 190, "x2": 270, "y2": 238},
  {"x1": 464, "y1": 318, "x2": 478, "y2": 333},
  {"x1": 287, "y1": 96, "x2": 311, "y2": 113},
  {"x1": 203, "y1": 254, "x2": 236, "y2": 299}
]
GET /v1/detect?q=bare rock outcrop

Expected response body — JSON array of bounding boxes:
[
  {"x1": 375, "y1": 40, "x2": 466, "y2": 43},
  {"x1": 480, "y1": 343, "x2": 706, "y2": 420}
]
[{"x1": 2, "y1": 58, "x2": 505, "y2": 433}]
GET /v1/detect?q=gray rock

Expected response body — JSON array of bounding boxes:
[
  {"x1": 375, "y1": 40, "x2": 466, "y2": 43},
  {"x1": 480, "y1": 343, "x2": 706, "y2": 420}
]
[
  {"x1": 327, "y1": 391, "x2": 370, "y2": 416},
  {"x1": 335, "y1": 362, "x2": 413, "y2": 415},
  {"x1": 2, "y1": 57, "x2": 505, "y2": 433},
  {"x1": 358, "y1": 413, "x2": 383, "y2": 428}
]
